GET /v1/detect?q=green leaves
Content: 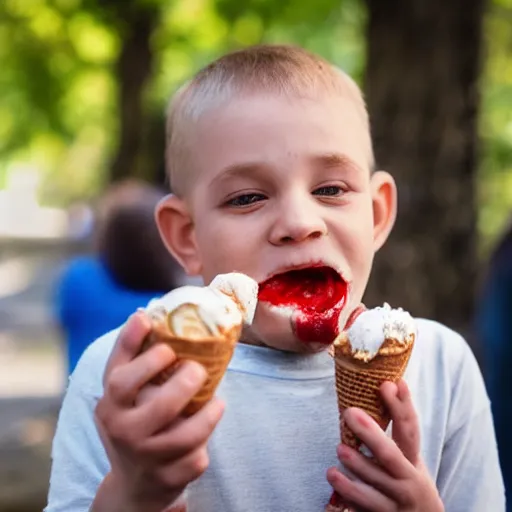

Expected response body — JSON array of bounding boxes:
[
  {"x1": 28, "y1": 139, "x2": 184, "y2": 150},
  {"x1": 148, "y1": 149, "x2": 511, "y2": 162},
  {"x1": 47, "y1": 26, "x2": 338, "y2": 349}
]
[
  {"x1": 479, "y1": 0, "x2": 512, "y2": 251},
  {"x1": 0, "y1": 0, "x2": 510, "y2": 244}
]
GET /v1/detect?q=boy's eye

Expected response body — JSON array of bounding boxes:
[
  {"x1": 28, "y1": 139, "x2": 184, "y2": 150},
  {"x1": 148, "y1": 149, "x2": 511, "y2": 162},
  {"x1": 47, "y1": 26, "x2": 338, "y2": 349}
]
[
  {"x1": 226, "y1": 193, "x2": 266, "y2": 207},
  {"x1": 313, "y1": 185, "x2": 344, "y2": 196}
]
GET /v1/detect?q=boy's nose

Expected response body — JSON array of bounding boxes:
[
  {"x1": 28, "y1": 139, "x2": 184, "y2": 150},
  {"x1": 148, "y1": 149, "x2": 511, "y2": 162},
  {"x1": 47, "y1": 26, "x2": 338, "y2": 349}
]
[{"x1": 269, "y1": 199, "x2": 328, "y2": 246}]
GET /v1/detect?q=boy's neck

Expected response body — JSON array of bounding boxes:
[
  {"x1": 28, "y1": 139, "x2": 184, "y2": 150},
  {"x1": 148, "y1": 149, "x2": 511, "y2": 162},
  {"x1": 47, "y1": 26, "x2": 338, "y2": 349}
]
[
  {"x1": 239, "y1": 337, "x2": 330, "y2": 356},
  {"x1": 239, "y1": 337, "x2": 270, "y2": 349},
  {"x1": 230, "y1": 341, "x2": 334, "y2": 380}
]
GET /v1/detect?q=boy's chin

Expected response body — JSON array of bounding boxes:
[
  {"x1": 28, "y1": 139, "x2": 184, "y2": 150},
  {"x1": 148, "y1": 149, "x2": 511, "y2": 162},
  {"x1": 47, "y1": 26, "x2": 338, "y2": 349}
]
[{"x1": 242, "y1": 304, "x2": 333, "y2": 354}]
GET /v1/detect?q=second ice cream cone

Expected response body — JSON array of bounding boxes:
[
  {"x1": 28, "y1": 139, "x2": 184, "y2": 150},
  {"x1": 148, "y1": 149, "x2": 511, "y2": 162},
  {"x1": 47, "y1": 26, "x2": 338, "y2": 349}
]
[
  {"x1": 326, "y1": 304, "x2": 416, "y2": 512},
  {"x1": 334, "y1": 334, "x2": 414, "y2": 448}
]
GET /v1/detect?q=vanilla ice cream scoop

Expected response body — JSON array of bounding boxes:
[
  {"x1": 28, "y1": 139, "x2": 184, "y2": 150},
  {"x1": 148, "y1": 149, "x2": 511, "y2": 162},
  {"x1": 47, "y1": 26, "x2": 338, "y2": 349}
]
[
  {"x1": 345, "y1": 303, "x2": 416, "y2": 361},
  {"x1": 143, "y1": 272, "x2": 258, "y2": 417},
  {"x1": 209, "y1": 272, "x2": 259, "y2": 324},
  {"x1": 146, "y1": 272, "x2": 258, "y2": 337}
]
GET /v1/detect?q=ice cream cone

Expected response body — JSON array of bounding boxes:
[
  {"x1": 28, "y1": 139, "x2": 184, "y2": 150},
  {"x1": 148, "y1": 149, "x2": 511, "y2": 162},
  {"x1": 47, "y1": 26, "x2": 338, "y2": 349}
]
[
  {"x1": 334, "y1": 333, "x2": 415, "y2": 448},
  {"x1": 326, "y1": 304, "x2": 416, "y2": 512},
  {"x1": 142, "y1": 303, "x2": 242, "y2": 416}
]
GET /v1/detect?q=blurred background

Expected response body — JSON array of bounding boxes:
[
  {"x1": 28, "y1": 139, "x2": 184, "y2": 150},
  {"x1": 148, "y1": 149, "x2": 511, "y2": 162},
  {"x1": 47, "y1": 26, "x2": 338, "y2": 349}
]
[{"x1": 0, "y1": 0, "x2": 511, "y2": 510}]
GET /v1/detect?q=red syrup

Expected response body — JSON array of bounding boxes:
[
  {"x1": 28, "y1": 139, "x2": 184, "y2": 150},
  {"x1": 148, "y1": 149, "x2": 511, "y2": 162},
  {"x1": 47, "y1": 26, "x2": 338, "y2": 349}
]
[
  {"x1": 258, "y1": 266, "x2": 348, "y2": 345},
  {"x1": 328, "y1": 491, "x2": 354, "y2": 511}
]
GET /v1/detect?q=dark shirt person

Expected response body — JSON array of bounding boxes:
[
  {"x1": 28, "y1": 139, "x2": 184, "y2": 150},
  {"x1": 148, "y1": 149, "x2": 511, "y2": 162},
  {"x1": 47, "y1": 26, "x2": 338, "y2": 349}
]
[
  {"x1": 56, "y1": 180, "x2": 183, "y2": 373},
  {"x1": 476, "y1": 220, "x2": 512, "y2": 511}
]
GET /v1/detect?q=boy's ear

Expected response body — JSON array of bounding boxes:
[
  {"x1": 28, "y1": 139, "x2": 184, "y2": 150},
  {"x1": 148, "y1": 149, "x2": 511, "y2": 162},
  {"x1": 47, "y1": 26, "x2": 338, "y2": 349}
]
[
  {"x1": 370, "y1": 171, "x2": 397, "y2": 252},
  {"x1": 155, "y1": 195, "x2": 202, "y2": 276}
]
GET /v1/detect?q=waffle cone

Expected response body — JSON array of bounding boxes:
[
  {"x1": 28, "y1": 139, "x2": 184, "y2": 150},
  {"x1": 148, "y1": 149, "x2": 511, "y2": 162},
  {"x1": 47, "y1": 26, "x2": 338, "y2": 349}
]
[
  {"x1": 142, "y1": 305, "x2": 242, "y2": 416},
  {"x1": 334, "y1": 333, "x2": 415, "y2": 449},
  {"x1": 326, "y1": 334, "x2": 415, "y2": 512}
]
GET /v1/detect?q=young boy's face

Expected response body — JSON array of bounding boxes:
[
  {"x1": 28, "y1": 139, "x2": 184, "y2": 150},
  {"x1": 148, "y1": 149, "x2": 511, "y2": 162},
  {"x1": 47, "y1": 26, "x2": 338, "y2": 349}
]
[{"x1": 158, "y1": 92, "x2": 396, "y2": 352}]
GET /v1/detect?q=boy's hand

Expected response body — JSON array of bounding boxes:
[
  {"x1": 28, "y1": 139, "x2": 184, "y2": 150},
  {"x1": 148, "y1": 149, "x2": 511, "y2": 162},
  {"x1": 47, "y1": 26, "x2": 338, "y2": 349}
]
[
  {"x1": 93, "y1": 312, "x2": 224, "y2": 512},
  {"x1": 327, "y1": 380, "x2": 444, "y2": 512}
]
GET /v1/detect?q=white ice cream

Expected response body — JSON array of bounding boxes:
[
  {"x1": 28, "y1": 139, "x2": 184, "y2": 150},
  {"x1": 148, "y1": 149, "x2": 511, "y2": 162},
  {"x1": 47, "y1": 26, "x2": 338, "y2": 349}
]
[
  {"x1": 209, "y1": 272, "x2": 259, "y2": 324},
  {"x1": 146, "y1": 272, "x2": 258, "y2": 336},
  {"x1": 347, "y1": 303, "x2": 416, "y2": 358}
]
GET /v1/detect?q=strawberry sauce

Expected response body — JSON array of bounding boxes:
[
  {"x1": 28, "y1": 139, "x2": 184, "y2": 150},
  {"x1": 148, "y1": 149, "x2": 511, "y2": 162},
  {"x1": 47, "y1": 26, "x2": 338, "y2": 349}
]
[{"x1": 258, "y1": 266, "x2": 348, "y2": 345}]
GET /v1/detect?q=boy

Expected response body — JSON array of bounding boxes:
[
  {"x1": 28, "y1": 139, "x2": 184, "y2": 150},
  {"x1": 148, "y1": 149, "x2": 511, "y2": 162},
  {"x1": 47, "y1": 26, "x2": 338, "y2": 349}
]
[{"x1": 45, "y1": 45, "x2": 505, "y2": 512}]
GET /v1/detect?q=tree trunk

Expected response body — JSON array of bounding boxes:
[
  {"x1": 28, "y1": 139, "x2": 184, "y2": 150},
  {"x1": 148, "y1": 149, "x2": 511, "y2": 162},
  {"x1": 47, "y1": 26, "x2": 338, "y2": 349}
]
[
  {"x1": 109, "y1": 4, "x2": 159, "y2": 184},
  {"x1": 362, "y1": 0, "x2": 487, "y2": 349}
]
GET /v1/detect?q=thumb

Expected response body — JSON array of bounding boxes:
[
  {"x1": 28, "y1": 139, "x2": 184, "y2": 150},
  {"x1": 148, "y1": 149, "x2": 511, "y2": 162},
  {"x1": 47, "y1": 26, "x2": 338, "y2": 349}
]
[{"x1": 103, "y1": 311, "x2": 152, "y2": 386}]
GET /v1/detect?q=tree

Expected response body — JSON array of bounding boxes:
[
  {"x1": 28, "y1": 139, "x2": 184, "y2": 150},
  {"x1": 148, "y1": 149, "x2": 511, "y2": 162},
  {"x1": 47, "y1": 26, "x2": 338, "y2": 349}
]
[
  {"x1": 362, "y1": 0, "x2": 488, "y2": 345},
  {"x1": 83, "y1": 0, "x2": 162, "y2": 184},
  {"x1": 63, "y1": 0, "x2": 166, "y2": 185}
]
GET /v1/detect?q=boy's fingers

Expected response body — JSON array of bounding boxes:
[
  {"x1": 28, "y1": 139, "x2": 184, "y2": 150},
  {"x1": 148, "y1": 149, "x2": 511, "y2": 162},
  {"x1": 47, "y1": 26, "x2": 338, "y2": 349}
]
[
  {"x1": 381, "y1": 380, "x2": 420, "y2": 465},
  {"x1": 154, "y1": 442, "x2": 211, "y2": 490},
  {"x1": 97, "y1": 360, "x2": 209, "y2": 446},
  {"x1": 136, "y1": 361, "x2": 209, "y2": 435},
  {"x1": 136, "y1": 382, "x2": 161, "y2": 406},
  {"x1": 105, "y1": 343, "x2": 177, "y2": 406},
  {"x1": 343, "y1": 407, "x2": 411, "y2": 479},
  {"x1": 337, "y1": 444, "x2": 402, "y2": 501},
  {"x1": 143, "y1": 397, "x2": 225, "y2": 458},
  {"x1": 326, "y1": 467, "x2": 395, "y2": 512},
  {"x1": 104, "y1": 311, "x2": 152, "y2": 385}
]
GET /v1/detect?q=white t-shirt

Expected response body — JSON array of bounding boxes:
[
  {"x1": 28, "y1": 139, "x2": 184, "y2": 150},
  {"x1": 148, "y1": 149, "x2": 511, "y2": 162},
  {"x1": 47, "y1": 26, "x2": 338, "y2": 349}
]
[{"x1": 45, "y1": 318, "x2": 505, "y2": 511}]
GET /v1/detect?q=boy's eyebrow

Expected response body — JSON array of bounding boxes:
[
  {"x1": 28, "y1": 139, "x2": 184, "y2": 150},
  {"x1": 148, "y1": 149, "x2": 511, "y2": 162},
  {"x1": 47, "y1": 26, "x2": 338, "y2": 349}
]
[
  {"x1": 310, "y1": 152, "x2": 363, "y2": 173},
  {"x1": 211, "y1": 153, "x2": 363, "y2": 187},
  {"x1": 211, "y1": 162, "x2": 270, "y2": 185}
]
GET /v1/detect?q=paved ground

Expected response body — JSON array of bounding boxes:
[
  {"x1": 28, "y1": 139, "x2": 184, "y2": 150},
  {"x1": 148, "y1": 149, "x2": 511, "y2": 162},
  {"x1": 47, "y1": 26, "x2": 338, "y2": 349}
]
[
  {"x1": 0, "y1": 336, "x2": 63, "y2": 512},
  {"x1": 0, "y1": 331, "x2": 65, "y2": 399},
  {"x1": 0, "y1": 394, "x2": 62, "y2": 512},
  {"x1": 0, "y1": 250, "x2": 68, "y2": 511}
]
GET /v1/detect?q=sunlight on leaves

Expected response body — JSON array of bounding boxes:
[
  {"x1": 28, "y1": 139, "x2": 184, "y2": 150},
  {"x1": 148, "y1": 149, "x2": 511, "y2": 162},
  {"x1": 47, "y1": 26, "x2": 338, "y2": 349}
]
[
  {"x1": 54, "y1": 0, "x2": 81, "y2": 11},
  {"x1": 154, "y1": 47, "x2": 194, "y2": 100},
  {"x1": 69, "y1": 13, "x2": 119, "y2": 64},
  {"x1": 4, "y1": 0, "x2": 46, "y2": 18},
  {"x1": 0, "y1": 0, "x2": 509, "y2": 243},
  {"x1": 61, "y1": 70, "x2": 116, "y2": 131},
  {"x1": 232, "y1": 13, "x2": 264, "y2": 46},
  {"x1": 28, "y1": 6, "x2": 64, "y2": 41},
  {"x1": 0, "y1": 108, "x2": 14, "y2": 142},
  {"x1": 478, "y1": 0, "x2": 512, "y2": 253},
  {"x1": 192, "y1": 8, "x2": 230, "y2": 50},
  {"x1": 166, "y1": 0, "x2": 210, "y2": 31}
]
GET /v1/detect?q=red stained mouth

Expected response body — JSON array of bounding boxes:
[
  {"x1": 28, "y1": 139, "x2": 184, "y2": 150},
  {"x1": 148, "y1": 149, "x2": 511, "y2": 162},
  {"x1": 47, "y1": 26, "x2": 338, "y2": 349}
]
[
  {"x1": 259, "y1": 266, "x2": 346, "y2": 311},
  {"x1": 258, "y1": 266, "x2": 348, "y2": 344}
]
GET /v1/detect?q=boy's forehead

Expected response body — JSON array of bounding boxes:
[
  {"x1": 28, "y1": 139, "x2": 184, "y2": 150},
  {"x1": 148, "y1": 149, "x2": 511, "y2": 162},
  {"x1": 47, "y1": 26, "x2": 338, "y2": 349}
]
[
  {"x1": 196, "y1": 93, "x2": 368, "y2": 161},
  {"x1": 172, "y1": 91, "x2": 372, "y2": 196}
]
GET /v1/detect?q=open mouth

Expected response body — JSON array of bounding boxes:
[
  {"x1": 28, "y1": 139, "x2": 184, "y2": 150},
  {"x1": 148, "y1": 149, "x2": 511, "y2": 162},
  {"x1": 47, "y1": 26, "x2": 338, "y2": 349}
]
[
  {"x1": 258, "y1": 266, "x2": 348, "y2": 345},
  {"x1": 258, "y1": 266, "x2": 347, "y2": 314}
]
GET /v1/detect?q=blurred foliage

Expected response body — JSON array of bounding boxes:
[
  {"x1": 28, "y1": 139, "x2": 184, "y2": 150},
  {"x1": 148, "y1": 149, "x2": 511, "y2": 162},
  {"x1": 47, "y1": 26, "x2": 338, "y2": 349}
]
[
  {"x1": 479, "y1": 0, "x2": 512, "y2": 254},
  {"x1": 0, "y1": 0, "x2": 510, "y2": 254},
  {"x1": 0, "y1": 0, "x2": 365, "y2": 202}
]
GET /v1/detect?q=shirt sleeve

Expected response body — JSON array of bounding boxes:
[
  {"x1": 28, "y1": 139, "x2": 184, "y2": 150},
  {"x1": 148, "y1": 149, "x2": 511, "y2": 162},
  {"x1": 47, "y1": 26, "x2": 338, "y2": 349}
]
[
  {"x1": 436, "y1": 335, "x2": 506, "y2": 512},
  {"x1": 44, "y1": 340, "x2": 111, "y2": 511},
  {"x1": 44, "y1": 329, "x2": 185, "y2": 512}
]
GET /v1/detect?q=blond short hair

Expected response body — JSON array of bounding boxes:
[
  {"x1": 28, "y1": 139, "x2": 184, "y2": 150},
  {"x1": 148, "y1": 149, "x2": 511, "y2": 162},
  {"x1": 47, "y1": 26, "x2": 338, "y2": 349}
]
[{"x1": 166, "y1": 45, "x2": 374, "y2": 195}]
